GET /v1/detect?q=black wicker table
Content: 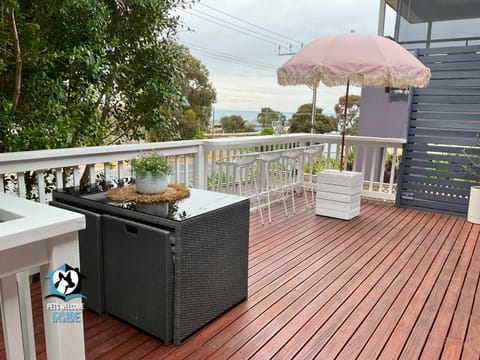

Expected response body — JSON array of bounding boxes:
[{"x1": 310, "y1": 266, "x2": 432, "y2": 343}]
[{"x1": 51, "y1": 185, "x2": 249, "y2": 344}]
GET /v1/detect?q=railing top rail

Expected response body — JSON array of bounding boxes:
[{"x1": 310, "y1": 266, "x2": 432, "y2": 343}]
[
  {"x1": 311, "y1": 134, "x2": 406, "y2": 146},
  {"x1": 203, "y1": 133, "x2": 405, "y2": 150},
  {"x1": 202, "y1": 134, "x2": 312, "y2": 150},
  {"x1": 0, "y1": 140, "x2": 203, "y2": 173}
]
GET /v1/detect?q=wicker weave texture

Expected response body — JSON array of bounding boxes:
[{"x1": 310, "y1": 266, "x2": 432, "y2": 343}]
[{"x1": 173, "y1": 199, "x2": 250, "y2": 343}]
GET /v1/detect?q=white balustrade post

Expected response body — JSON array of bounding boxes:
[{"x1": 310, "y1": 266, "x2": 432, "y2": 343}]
[
  {"x1": 36, "y1": 170, "x2": 46, "y2": 203},
  {"x1": 55, "y1": 168, "x2": 64, "y2": 190},
  {"x1": 174, "y1": 156, "x2": 181, "y2": 184},
  {"x1": 17, "y1": 271, "x2": 36, "y2": 359},
  {"x1": 40, "y1": 232, "x2": 85, "y2": 360},
  {"x1": 89, "y1": 164, "x2": 96, "y2": 186},
  {"x1": 72, "y1": 166, "x2": 81, "y2": 187},
  {"x1": 103, "y1": 162, "x2": 110, "y2": 183},
  {"x1": 17, "y1": 172, "x2": 26, "y2": 198},
  {"x1": 183, "y1": 156, "x2": 189, "y2": 186},
  {"x1": 194, "y1": 144, "x2": 207, "y2": 189},
  {"x1": 0, "y1": 274, "x2": 25, "y2": 359},
  {"x1": 117, "y1": 160, "x2": 124, "y2": 180}
]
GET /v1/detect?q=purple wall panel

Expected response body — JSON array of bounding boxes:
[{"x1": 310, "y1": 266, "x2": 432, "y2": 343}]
[{"x1": 358, "y1": 87, "x2": 409, "y2": 139}]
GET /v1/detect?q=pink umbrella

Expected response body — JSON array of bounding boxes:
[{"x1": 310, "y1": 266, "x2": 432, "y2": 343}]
[{"x1": 277, "y1": 32, "x2": 431, "y2": 170}]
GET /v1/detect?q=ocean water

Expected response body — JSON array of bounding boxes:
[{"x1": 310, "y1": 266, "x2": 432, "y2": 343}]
[{"x1": 213, "y1": 109, "x2": 294, "y2": 123}]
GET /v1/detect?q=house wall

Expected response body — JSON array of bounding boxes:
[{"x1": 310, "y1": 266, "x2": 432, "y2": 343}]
[{"x1": 358, "y1": 87, "x2": 408, "y2": 139}]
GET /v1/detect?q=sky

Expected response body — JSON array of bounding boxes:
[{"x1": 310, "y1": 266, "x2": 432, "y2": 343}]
[{"x1": 176, "y1": 0, "x2": 390, "y2": 115}]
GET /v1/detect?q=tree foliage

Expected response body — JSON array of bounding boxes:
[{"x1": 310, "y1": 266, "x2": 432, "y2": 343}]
[
  {"x1": 147, "y1": 44, "x2": 216, "y2": 141},
  {"x1": 177, "y1": 50, "x2": 216, "y2": 132},
  {"x1": 256, "y1": 107, "x2": 286, "y2": 128},
  {"x1": 289, "y1": 103, "x2": 335, "y2": 134},
  {"x1": 333, "y1": 94, "x2": 361, "y2": 136},
  {"x1": 0, "y1": 0, "x2": 195, "y2": 152},
  {"x1": 220, "y1": 115, "x2": 254, "y2": 133},
  {"x1": 176, "y1": 109, "x2": 201, "y2": 140}
]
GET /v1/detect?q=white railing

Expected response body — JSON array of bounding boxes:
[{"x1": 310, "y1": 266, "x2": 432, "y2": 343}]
[
  {"x1": 203, "y1": 133, "x2": 405, "y2": 201},
  {"x1": 0, "y1": 133, "x2": 405, "y2": 203},
  {"x1": 0, "y1": 141, "x2": 204, "y2": 203}
]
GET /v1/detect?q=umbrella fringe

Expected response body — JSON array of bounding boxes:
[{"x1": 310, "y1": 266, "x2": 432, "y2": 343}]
[{"x1": 277, "y1": 69, "x2": 430, "y2": 89}]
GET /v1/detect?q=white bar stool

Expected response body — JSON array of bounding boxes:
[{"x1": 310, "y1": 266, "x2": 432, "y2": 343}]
[
  {"x1": 281, "y1": 147, "x2": 308, "y2": 214},
  {"x1": 216, "y1": 153, "x2": 264, "y2": 224},
  {"x1": 257, "y1": 150, "x2": 288, "y2": 223}
]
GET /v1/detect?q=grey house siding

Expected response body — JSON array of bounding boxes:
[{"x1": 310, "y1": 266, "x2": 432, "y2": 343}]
[{"x1": 397, "y1": 45, "x2": 480, "y2": 216}]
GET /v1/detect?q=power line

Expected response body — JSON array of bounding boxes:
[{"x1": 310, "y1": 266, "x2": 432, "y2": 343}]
[
  {"x1": 183, "y1": 42, "x2": 277, "y2": 69},
  {"x1": 189, "y1": 50, "x2": 275, "y2": 71},
  {"x1": 186, "y1": 46, "x2": 275, "y2": 70},
  {"x1": 180, "y1": 9, "x2": 283, "y2": 47},
  {"x1": 188, "y1": 8, "x2": 296, "y2": 49},
  {"x1": 180, "y1": 4, "x2": 303, "y2": 52},
  {"x1": 198, "y1": 3, "x2": 303, "y2": 46}
]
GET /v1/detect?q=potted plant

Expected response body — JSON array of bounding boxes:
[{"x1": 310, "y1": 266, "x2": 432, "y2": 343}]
[{"x1": 131, "y1": 152, "x2": 173, "y2": 194}]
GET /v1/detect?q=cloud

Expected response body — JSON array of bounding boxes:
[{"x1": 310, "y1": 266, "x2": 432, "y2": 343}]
[{"x1": 178, "y1": 0, "x2": 378, "y2": 113}]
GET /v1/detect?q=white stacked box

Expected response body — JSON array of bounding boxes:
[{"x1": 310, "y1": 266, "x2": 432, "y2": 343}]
[{"x1": 316, "y1": 170, "x2": 363, "y2": 220}]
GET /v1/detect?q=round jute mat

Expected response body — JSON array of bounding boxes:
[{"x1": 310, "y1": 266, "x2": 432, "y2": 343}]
[{"x1": 106, "y1": 183, "x2": 190, "y2": 204}]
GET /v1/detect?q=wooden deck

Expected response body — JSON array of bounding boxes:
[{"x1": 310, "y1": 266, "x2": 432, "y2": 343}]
[{"x1": 1, "y1": 199, "x2": 480, "y2": 359}]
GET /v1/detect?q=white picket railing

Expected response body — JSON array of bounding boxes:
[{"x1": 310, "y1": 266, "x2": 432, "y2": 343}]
[
  {"x1": 0, "y1": 133, "x2": 405, "y2": 203},
  {"x1": 202, "y1": 133, "x2": 404, "y2": 201},
  {"x1": 0, "y1": 140, "x2": 204, "y2": 203}
]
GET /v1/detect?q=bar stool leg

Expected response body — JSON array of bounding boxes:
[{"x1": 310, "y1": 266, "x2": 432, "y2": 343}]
[{"x1": 251, "y1": 164, "x2": 264, "y2": 225}]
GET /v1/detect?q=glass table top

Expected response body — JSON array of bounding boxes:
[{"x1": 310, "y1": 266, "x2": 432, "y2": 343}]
[{"x1": 54, "y1": 182, "x2": 246, "y2": 222}]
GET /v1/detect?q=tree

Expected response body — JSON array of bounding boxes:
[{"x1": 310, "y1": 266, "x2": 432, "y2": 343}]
[
  {"x1": 333, "y1": 95, "x2": 361, "y2": 136},
  {"x1": 0, "y1": 0, "x2": 194, "y2": 152},
  {"x1": 220, "y1": 115, "x2": 254, "y2": 133},
  {"x1": 147, "y1": 45, "x2": 216, "y2": 141},
  {"x1": 160, "y1": 46, "x2": 216, "y2": 140},
  {"x1": 256, "y1": 107, "x2": 286, "y2": 128},
  {"x1": 289, "y1": 104, "x2": 335, "y2": 134},
  {"x1": 177, "y1": 109, "x2": 201, "y2": 140},
  {"x1": 177, "y1": 50, "x2": 216, "y2": 132}
]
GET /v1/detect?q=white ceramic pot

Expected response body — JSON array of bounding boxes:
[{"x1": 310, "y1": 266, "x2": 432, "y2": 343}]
[
  {"x1": 135, "y1": 172, "x2": 169, "y2": 194},
  {"x1": 467, "y1": 186, "x2": 480, "y2": 224}
]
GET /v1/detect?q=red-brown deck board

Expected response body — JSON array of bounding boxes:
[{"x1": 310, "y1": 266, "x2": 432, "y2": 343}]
[{"x1": 1, "y1": 199, "x2": 480, "y2": 359}]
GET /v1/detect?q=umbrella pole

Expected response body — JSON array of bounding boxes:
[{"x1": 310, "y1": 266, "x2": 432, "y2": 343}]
[
  {"x1": 340, "y1": 78, "x2": 350, "y2": 171},
  {"x1": 311, "y1": 87, "x2": 317, "y2": 134}
]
